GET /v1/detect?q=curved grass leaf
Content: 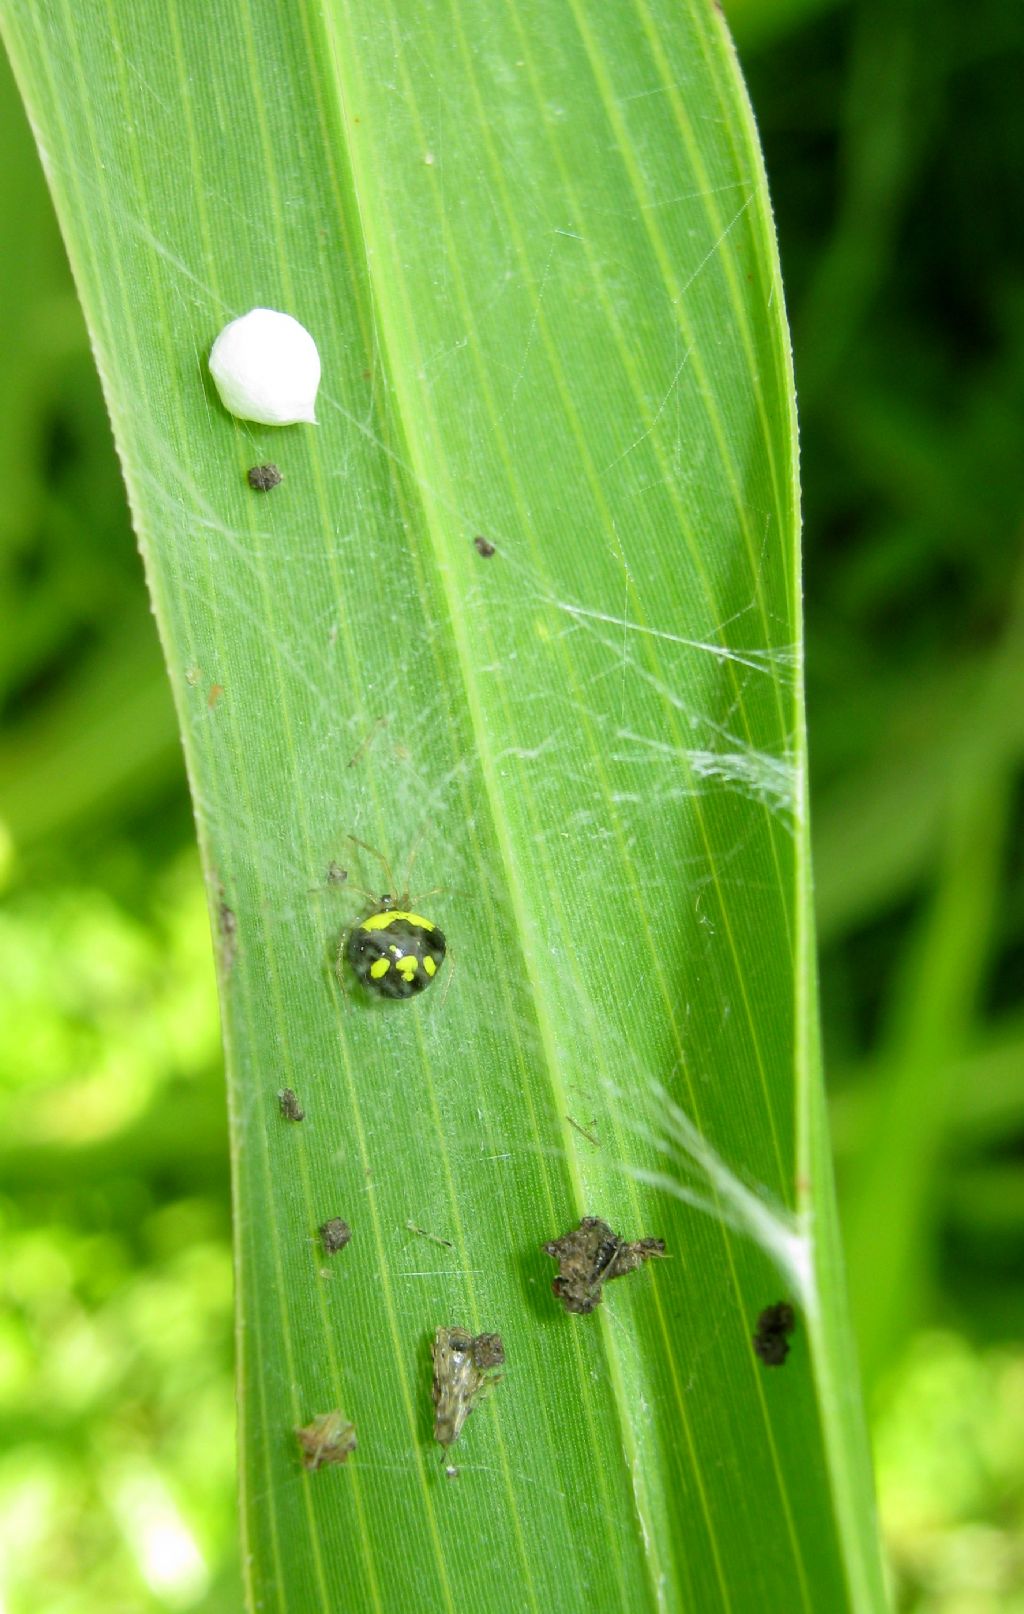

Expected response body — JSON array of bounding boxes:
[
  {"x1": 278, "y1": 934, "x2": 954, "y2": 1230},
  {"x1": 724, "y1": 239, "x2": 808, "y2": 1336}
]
[{"x1": 1, "y1": 0, "x2": 887, "y2": 1609}]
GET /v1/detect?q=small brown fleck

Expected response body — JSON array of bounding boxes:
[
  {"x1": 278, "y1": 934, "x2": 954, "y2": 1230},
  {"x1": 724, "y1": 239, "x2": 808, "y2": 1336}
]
[
  {"x1": 295, "y1": 1410, "x2": 356, "y2": 1470},
  {"x1": 543, "y1": 1216, "x2": 666, "y2": 1314},
  {"x1": 566, "y1": 1115, "x2": 599, "y2": 1147},
  {"x1": 207, "y1": 683, "x2": 224, "y2": 709},
  {"x1": 247, "y1": 462, "x2": 282, "y2": 491},
  {"x1": 217, "y1": 901, "x2": 238, "y2": 972},
  {"x1": 279, "y1": 1088, "x2": 305, "y2": 1122},
  {"x1": 319, "y1": 1217, "x2": 352, "y2": 1255},
  {"x1": 346, "y1": 714, "x2": 387, "y2": 768},
  {"x1": 327, "y1": 861, "x2": 348, "y2": 885},
  {"x1": 473, "y1": 534, "x2": 496, "y2": 558},
  {"x1": 431, "y1": 1326, "x2": 505, "y2": 1453},
  {"x1": 753, "y1": 1301, "x2": 796, "y2": 1367},
  {"x1": 406, "y1": 1220, "x2": 453, "y2": 1250}
]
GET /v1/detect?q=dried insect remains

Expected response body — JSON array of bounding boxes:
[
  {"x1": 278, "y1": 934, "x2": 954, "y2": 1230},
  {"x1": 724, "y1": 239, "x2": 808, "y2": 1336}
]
[
  {"x1": 294, "y1": 1410, "x2": 356, "y2": 1470},
  {"x1": 543, "y1": 1216, "x2": 666, "y2": 1314},
  {"x1": 431, "y1": 1327, "x2": 505, "y2": 1469}
]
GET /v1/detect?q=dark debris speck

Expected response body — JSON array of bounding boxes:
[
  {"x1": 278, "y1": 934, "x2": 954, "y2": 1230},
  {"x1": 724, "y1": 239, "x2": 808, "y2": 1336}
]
[
  {"x1": 752, "y1": 1301, "x2": 796, "y2": 1367},
  {"x1": 279, "y1": 1088, "x2": 305, "y2": 1121},
  {"x1": 319, "y1": 1217, "x2": 352, "y2": 1255}
]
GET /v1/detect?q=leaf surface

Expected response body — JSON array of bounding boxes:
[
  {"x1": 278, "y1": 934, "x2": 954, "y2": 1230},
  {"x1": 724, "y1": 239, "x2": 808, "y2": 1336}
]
[{"x1": 0, "y1": 1, "x2": 887, "y2": 1608}]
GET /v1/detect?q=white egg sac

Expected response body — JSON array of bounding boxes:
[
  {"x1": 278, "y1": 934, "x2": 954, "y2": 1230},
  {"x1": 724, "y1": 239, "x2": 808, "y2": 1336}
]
[{"x1": 208, "y1": 308, "x2": 321, "y2": 426}]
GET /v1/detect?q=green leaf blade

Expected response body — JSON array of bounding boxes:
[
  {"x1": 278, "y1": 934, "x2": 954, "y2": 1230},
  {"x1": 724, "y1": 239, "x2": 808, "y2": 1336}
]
[{"x1": 1, "y1": 0, "x2": 887, "y2": 1609}]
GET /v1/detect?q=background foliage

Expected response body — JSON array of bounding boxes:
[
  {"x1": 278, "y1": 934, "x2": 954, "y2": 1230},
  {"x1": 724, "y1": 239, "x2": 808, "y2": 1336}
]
[{"x1": 0, "y1": 0, "x2": 1021, "y2": 1610}]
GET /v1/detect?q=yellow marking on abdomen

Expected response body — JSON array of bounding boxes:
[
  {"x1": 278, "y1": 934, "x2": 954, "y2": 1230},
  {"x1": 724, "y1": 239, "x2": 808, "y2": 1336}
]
[{"x1": 361, "y1": 910, "x2": 434, "y2": 934}]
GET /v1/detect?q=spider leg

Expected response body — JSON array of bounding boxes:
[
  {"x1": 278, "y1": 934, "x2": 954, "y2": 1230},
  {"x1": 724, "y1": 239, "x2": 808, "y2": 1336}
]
[
  {"x1": 401, "y1": 822, "x2": 431, "y2": 899},
  {"x1": 408, "y1": 885, "x2": 443, "y2": 907},
  {"x1": 346, "y1": 834, "x2": 398, "y2": 900}
]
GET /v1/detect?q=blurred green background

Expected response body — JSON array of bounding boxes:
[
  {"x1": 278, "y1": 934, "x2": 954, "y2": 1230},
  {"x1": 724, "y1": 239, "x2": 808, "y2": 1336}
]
[{"x1": 1, "y1": 1, "x2": 1022, "y2": 1609}]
